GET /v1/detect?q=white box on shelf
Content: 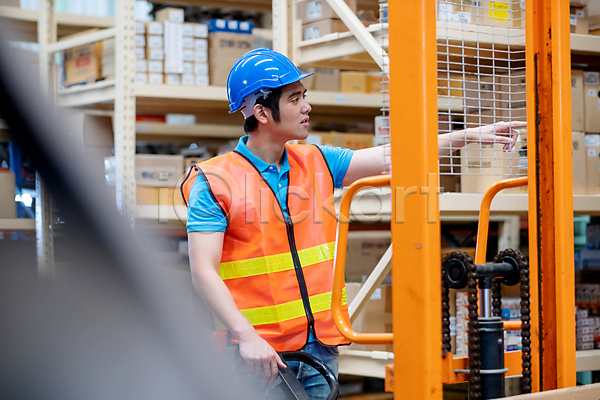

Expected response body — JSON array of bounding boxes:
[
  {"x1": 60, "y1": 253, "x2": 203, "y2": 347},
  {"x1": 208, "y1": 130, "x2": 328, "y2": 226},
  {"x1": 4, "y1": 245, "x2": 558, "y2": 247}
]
[
  {"x1": 194, "y1": 23, "x2": 208, "y2": 38},
  {"x1": 135, "y1": 21, "x2": 145, "y2": 34},
  {"x1": 183, "y1": 61, "x2": 193, "y2": 74},
  {"x1": 182, "y1": 23, "x2": 195, "y2": 37},
  {"x1": 182, "y1": 49, "x2": 195, "y2": 62},
  {"x1": 195, "y1": 75, "x2": 209, "y2": 86},
  {"x1": 135, "y1": 60, "x2": 147, "y2": 72},
  {"x1": 135, "y1": 47, "x2": 145, "y2": 59},
  {"x1": 146, "y1": 47, "x2": 164, "y2": 60},
  {"x1": 147, "y1": 35, "x2": 163, "y2": 48},
  {"x1": 135, "y1": 72, "x2": 147, "y2": 83},
  {"x1": 148, "y1": 72, "x2": 163, "y2": 85},
  {"x1": 148, "y1": 60, "x2": 163, "y2": 73},
  {"x1": 146, "y1": 21, "x2": 163, "y2": 35},
  {"x1": 182, "y1": 73, "x2": 195, "y2": 86},
  {"x1": 194, "y1": 50, "x2": 207, "y2": 63},
  {"x1": 194, "y1": 62, "x2": 208, "y2": 76},
  {"x1": 194, "y1": 38, "x2": 208, "y2": 52},
  {"x1": 135, "y1": 34, "x2": 145, "y2": 47},
  {"x1": 182, "y1": 36, "x2": 194, "y2": 49},
  {"x1": 155, "y1": 7, "x2": 184, "y2": 23},
  {"x1": 164, "y1": 74, "x2": 181, "y2": 85}
]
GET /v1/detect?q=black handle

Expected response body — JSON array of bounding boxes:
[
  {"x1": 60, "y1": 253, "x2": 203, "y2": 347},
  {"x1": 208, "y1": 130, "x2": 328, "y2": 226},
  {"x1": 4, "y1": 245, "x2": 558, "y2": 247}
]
[{"x1": 278, "y1": 351, "x2": 339, "y2": 400}]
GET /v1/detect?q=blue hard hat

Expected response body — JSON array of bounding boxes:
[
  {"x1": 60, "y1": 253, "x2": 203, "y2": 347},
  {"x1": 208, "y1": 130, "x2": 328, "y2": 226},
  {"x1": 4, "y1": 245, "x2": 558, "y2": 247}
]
[{"x1": 227, "y1": 48, "x2": 313, "y2": 114}]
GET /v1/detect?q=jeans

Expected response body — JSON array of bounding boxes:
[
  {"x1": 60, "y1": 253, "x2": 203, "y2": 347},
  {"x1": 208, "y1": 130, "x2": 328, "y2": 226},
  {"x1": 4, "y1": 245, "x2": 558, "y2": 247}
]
[
  {"x1": 234, "y1": 341, "x2": 339, "y2": 400},
  {"x1": 279, "y1": 341, "x2": 339, "y2": 400}
]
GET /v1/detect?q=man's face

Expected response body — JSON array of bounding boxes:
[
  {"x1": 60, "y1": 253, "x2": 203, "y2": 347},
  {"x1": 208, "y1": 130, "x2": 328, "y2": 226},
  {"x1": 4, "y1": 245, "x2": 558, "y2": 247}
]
[{"x1": 272, "y1": 81, "x2": 312, "y2": 141}]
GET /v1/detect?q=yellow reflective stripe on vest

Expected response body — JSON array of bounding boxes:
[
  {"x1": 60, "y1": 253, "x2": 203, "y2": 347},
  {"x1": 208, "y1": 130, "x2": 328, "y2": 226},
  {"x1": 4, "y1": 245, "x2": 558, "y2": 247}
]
[
  {"x1": 219, "y1": 242, "x2": 335, "y2": 280},
  {"x1": 215, "y1": 288, "x2": 347, "y2": 330}
]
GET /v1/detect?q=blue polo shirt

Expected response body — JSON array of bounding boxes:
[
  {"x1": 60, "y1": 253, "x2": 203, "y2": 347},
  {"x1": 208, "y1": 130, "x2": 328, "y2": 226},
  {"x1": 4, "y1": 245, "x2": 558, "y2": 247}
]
[{"x1": 186, "y1": 135, "x2": 355, "y2": 233}]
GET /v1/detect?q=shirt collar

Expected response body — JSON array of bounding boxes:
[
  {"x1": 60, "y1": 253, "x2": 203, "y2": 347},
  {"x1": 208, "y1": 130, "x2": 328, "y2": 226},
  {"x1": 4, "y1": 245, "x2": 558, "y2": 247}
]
[{"x1": 235, "y1": 135, "x2": 291, "y2": 175}]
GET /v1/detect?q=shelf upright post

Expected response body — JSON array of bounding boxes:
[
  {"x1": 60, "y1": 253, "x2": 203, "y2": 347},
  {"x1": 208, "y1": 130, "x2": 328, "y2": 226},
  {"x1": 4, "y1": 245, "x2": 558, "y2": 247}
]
[
  {"x1": 114, "y1": 0, "x2": 137, "y2": 226},
  {"x1": 389, "y1": 0, "x2": 441, "y2": 399},
  {"x1": 36, "y1": 0, "x2": 57, "y2": 275},
  {"x1": 272, "y1": 0, "x2": 292, "y2": 58},
  {"x1": 526, "y1": 0, "x2": 576, "y2": 391}
]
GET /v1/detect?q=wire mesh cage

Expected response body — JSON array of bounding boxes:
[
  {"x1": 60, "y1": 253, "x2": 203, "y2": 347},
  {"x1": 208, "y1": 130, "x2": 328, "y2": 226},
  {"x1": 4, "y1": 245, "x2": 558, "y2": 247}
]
[
  {"x1": 436, "y1": 0, "x2": 527, "y2": 194},
  {"x1": 378, "y1": 0, "x2": 390, "y2": 174}
]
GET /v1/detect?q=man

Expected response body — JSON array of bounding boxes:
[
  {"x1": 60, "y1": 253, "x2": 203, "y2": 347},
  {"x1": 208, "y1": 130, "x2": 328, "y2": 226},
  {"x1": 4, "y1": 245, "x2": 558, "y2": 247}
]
[{"x1": 184, "y1": 48, "x2": 524, "y2": 399}]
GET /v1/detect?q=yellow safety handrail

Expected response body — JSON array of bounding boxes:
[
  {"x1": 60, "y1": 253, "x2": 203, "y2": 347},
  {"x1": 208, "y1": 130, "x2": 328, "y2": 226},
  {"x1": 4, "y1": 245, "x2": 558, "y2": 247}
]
[{"x1": 332, "y1": 174, "x2": 393, "y2": 344}]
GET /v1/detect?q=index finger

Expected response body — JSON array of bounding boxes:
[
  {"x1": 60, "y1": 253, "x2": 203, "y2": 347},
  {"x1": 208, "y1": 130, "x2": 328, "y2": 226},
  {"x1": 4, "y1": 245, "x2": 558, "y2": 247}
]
[{"x1": 501, "y1": 121, "x2": 527, "y2": 128}]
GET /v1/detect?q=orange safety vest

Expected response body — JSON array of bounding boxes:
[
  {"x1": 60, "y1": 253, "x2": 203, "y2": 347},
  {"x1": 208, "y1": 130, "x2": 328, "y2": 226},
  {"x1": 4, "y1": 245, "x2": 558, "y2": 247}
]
[{"x1": 182, "y1": 144, "x2": 351, "y2": 352}]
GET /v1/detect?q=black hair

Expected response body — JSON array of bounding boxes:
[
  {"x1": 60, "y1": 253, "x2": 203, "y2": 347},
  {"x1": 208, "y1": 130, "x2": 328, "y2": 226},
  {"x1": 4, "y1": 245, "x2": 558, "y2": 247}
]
[{"x1": 243, "y1": 87, "x2": 283, "y2": 134}]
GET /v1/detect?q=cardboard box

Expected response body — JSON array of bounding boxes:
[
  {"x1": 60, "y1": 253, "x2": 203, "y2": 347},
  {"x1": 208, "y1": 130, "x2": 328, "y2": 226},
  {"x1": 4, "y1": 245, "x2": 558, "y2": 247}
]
[
  {"x1": 135, "y1": 154, "x2": 184, "y2": 187},
  {"x1": 308, "y1": 132, "x2": 374, "y2": 150},
  {"x1": 194, "y1": 23, "x2": 208, "y2": 38},
  {"x1": 195, "y1": 75, "x2": 209, "y2": 86},
  {"x1": 155, "y1": 7, "x2": 184, "y2": 23},
  {"x1": 297, "y1": 0, "x2": 357, "y2": 23},
  {"x1": 135, "y1": 72, "x2": 148, "y2": 83},
  {"x1": 182, "y1": 36, "x2": 194, "y2": 49},
  {"x1": 135, "y1": 47, "x2": 145, "y2": 59},
  {"x1": 181, "y1": 73, "x2": 194, "y2": 86},
  {"x1": 366, "y1": 72, "x2": 383, "y2": 94},
  {"x1": 63, "y1": 42, "x2": 103, "y2": 87},
  {"x1": 164, "y1": 73, "x2": 181, "y2": 85},
  {"x1": 195, "y1": 38, "x2": 208, "y2": 52},
  {"x1": 302, "y1": 18, "x2": 348, "y2": 40},
  {"x1": 343, "y1": 231, "x2": 391, "y2": 282},
  {"x1": 135, "y1": 60, "x2": 147, "y2": 72},
  {"x1": 573, "y1": 132, "x2": 587, "y2": 194},
  {"x1": 570, "y1": 4, "x2": 589, "y2": 34},
  {"x1": 460, "y1": 143, "x2": 521, "y2": 193},
  {"x1": 340, "y1": 71, "x2": 367, "y2": 93},
  {"x1": 299, "y1": 67, "x2": 340, "y2": 92},
  {"x1": 572, "y1": 70, "x2": 585, "y2": 132},
  {"x1": 0, "y1": 171, "x2": 16, "y2": 218},
  {"x1": 182, "y1": 61, "x2": 193, "y2": 74},
  {"x1": 135, "y1": 34, "x2": 145, "y2": 47},
  {"x1": 584, "y1": 71, "x2": 600, "y2": 133},
  {"x1": 182, "y1": 23, "x2": 194, "y2": 37},
  {"x1": 586, "y1": 134, "x2": 600, "y2": 194},
  {"x1": 148, "y1": 61, "x2": 163, "y2": 73},
  {"x1": 147, "y1": 35, "x2": 163, "y2": 48},
  {"x1": 345, "y1": 282, "x2": 393, "y2": 352},
  {"x1": 472, "y1": 0, "x2": 525, "y2": 28},
  {"x1": 148, "y1": 73, "x2": 163, "y2": 85},
  {"x1": 194, "y1": 50, "x2": 208, "y2": 63},
  {"x1": 437, "y1": 0, "x2": 475, "y2": 23},
  {"x1": 500, "y1": 73, "x2": 526, "y2": 119},
  {"x1": 146, "y1": 47, "x2": 164, "y2": 60},
  {"x1": 437, "y1": 72, "x2": 464, "y2": 98},
  {"x1": 194, "y1": 62, "x2": 208, "y2": 76},
  {"x1": 465, "y1": 74, "x2": 504, "y2": 114},
  {"x1": 208, "y1": 32, "x2": 253, "y2": 86},
  {"x1": 146, "y1": 21, "x2": 163, "y2": 35},
  {"x1": 136, "y1": 186, "x2": 176, "y2": 205}
]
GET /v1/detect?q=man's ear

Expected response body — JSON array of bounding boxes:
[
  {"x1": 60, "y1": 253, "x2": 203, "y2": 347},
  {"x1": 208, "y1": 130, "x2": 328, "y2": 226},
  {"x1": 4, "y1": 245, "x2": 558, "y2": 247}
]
[{"x1": 254, "y1": 104, "x2": 270, "y2": 125}]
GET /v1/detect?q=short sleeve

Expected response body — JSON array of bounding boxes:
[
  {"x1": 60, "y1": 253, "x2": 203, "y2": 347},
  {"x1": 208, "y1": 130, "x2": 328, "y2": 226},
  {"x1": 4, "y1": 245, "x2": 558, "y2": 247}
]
[
  {"x1": 315, "y1": 145, "x2": 355, "y2": 189},
  {"x1": 186, "y1": 173, "x2": 228, "y2": 233}
]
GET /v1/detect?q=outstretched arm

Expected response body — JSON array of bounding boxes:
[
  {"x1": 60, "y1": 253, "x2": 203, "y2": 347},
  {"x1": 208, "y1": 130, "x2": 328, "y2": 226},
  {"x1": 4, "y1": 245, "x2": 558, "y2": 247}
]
[{"x1": 342, "y1": 121, "x2": 526, "y2": 186}]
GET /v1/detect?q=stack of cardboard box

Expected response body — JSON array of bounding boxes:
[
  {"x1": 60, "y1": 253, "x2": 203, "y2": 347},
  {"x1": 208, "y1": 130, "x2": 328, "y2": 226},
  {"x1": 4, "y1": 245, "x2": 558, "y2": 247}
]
[
  {"x1": 62, "y1": 29, "x2": 113, "y2": 87},
  {"x1": 339, "y1": 71, "x2": 383, "y2": 94},
  {"x1": 437, "y1": 0, "x2": 525, "y2": 28},
  {"x1": 133, "y1": 8, "x2": 209, "y2": 86},
  {"x1": 207, "y1": 19, "x2": 253, "y2": 86},
  {"x1": 297, "y1": 0, "x2": 356, "y2": 40}
]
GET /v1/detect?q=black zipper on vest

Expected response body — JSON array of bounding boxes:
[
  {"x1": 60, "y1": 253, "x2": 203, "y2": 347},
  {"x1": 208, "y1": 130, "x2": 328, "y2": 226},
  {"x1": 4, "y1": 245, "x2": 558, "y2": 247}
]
[{"x1": 232, "y1": 150, "x2": 315, "y2": 334}]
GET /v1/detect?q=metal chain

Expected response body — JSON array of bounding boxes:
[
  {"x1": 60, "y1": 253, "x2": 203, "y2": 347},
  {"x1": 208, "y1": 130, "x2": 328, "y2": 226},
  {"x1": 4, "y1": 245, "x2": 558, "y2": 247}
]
[
  {"x1": 442, "y1": 279, "x2": 452, "y2": 357},
  {"x1": 491, "y1": 278, "x2": 502, "y2": 317},
  {"x1": 519, "y1": 253, "x2": 532, "y2": 394},
  {"x1": 467, "y1": 256, "x2": 481, "y2": 400}
]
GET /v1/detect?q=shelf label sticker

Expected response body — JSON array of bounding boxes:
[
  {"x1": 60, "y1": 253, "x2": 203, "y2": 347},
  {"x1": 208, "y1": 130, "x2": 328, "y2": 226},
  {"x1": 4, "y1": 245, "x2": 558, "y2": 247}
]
[
  {"x1": 370, "y1": 288, "x2": 382, "y2": 300},
  {"x1": 304, "y1": 26, "x2": 320, "y2": 41},
  {"x1": 577, "y1": 9, "x2": 585, "y2": 18},
  {"x1": 589, "y1": 89, "x2": 597, "y2": 97},
  {"x1": 586, "y1": 134, "x2": 600, "y2": 147},
  {"x1": 334, "y1": 95, "x2": 348, "y2": 104},
  {"x1": 306, "y1": 1, "x2": 323, "y2": 20},
  {"x1": 584, "y1": 72, "x2": 600, "y2": 85},
  {"x1": 520, "y1": 1, "x2": 525, "y2": 9},
  {"x1": 489, "y1": 1, "x2": 509, "y2": 21},
  {"x1": 570, "y1": 14, "x2": 578, "y2": 26},
  {"x1": 588, "y1": 149, "x2": 597, "y2": 157},
  {"x1": 453, "y1": 12, "x2": 471, "y2": 23}
]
